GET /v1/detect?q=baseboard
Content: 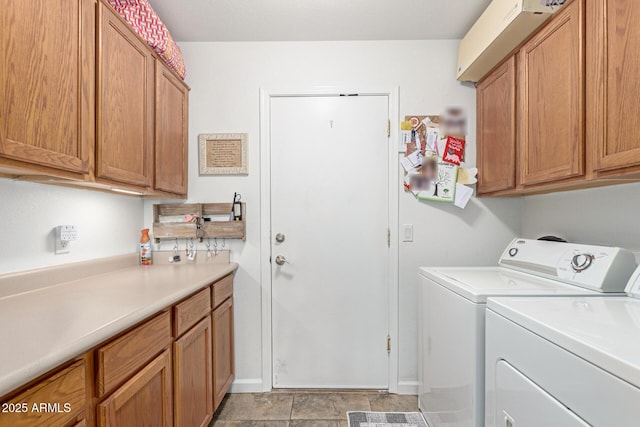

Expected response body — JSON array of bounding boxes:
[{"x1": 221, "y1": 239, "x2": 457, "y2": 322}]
[
  {"x1": 229, "y1": 378, "x2": 264, "y2": 393},
  {"x1": 229, "y1": 378, "x2": 416, "y2": 395},
  {"x1": 396, "y1": 380, "x2": 418, "y2": 395}
]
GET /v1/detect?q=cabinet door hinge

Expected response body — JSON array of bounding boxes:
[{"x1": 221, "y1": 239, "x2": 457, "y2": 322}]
[
  {"x1": 387, "y1": 228, "x2": 391, "y2": 248},
  {"x1": 386, "y1": 335, "x2": 391, "y2": 353},
  {"x1": 387, "y1": 119, "x2": 391, "y2": 138}
]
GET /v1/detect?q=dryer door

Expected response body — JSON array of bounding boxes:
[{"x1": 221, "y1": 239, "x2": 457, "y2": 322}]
[{"x1": 495, "y1": 361, "x2": 589, "y2": 427}]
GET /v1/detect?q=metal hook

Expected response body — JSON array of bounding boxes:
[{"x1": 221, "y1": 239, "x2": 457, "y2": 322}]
[
  {"x1": 206, "y1": 238, "x2": 213, "y2": 258},
  {"x1": 222, "y1": 238, "x2": 226, "y2": 248},
  {"x1": 170, "y1": 238, "x2": 181, "y2": 263},
  {"x1": 187, "y1": 238, "x2": 197, "y2": 261}
]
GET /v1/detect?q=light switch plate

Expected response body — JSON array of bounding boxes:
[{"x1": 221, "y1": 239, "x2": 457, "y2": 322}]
[{"x1": 402, "y1": 224, "x2": 413, "y2": 242}]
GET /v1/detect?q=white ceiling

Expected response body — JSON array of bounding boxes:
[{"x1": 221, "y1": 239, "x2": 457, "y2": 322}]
[{"x1": 148, "y1": 0, "x2": 492, "y2": 42}]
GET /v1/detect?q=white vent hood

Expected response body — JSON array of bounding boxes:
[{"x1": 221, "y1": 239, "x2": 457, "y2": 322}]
[{"x1": 457, "y1": 0, "x2": 562, "y2": 82}]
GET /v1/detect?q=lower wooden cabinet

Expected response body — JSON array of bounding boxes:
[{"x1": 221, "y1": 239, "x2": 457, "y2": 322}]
[
  {"x1": 97, "y1": 349, "x2": 173, "y2": 427},
  {"x1": 213, "y1": 297, "x2": 235, "y2": 411},
  {"x1": 0, "y1": 361, "x2": 86, "y2": 427},
  {"x1": 174, "y1": 316, "x2": 213, "y2": 427},
  {"x1": 0, "y1": 274, "x2": 235, "y2": 427}
]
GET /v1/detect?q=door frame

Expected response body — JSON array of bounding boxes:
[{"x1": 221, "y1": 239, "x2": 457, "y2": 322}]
[{"x1": 259, "y1": 87, "x2": 400, "y2": 392}]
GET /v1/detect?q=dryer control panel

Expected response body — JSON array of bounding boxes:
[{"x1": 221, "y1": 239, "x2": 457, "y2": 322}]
[{"x1": 499, "y1": 239, "x2": 638, "y2": 293}]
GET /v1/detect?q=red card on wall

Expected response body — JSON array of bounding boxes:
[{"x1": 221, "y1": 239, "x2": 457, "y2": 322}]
[{"x1": 442, "y1": 136, "x2": 465, "y2": 165}]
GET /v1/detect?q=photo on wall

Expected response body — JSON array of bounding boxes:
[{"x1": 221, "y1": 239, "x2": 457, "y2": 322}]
[
  {"x1": 415, "y1": 161, "x2": 458, "y2": 202},
  {"x1": 400, "y1": 111, "x2": 472, "y2": 207}
]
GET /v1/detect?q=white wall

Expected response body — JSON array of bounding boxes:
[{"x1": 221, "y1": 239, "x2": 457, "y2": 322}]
[
  {"x1": 522, "y1": 182, "x2": 640, "y2": 252},
  {"x1": 0, "y1": 179, "x2": 143, "y2": 274},
  {"x1": 144, "y1": 40, "x2": 522, "y2": 393},
  {"x1": 2, "y1": 39, "x2": 635, "y2": 394}
]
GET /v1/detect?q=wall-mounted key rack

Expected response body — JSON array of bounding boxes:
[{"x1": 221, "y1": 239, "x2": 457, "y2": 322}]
[{"x1": 152, "y1": 203, "x2": 246, "y2": 243}]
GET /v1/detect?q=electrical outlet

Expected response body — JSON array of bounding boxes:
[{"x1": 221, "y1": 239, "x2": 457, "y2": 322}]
[{"x1": 55, "y1": 225, "x2": 78, "y2": 254}]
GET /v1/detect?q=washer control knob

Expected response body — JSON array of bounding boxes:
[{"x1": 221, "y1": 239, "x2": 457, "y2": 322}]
[
  {"x1": 508, "y1": 248, "x2": 518, "y2": 257},
  {"x1": 571, "y1": 253, "x2": 593, "y2": 272}
]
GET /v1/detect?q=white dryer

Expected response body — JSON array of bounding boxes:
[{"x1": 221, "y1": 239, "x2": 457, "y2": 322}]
[
  {"x1": 418, "y1": 238, "x2": 637, "y2": 427},
  {"x1": 484, "y1": 266, "x2": 640, "y2": 427}
]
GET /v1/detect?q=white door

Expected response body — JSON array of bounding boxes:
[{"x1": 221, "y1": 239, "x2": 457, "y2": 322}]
[{"x1": 270, "y1": 95, "x2": 390, "y2": 389}]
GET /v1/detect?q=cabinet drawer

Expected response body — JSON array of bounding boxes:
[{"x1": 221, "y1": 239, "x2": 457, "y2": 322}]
[
  {"x1": 212, "y1": 274, "x2": 233, "y2": 308},
  {"x1": 97, "y1": 311, "x2": 171, "y2": 397},
  {"x1": 173, "y1": 287, "x2": 211, "y2": 337},
  {"x1": 0, "y1": 361, "x2": 85, "y2": 427}
]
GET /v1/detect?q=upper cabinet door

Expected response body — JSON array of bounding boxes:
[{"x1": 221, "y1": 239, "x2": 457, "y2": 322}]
[
  {"x1": 589, "y1": 0, "x2": 640, "y2": 172},
  {"x1": 0, "y1": 0, "x2": 94, "y2": 174},
  {"x1": 518, "y1": 0, "x2": 584, "y2": 186},
  {"x1": 97, "y1": 4, "x2": 153, "y2": 187},
  {"x1": 476, "y1": 57, "x2": 517, "y2": 195},
  {"x1": 155, "y1": 62, "x2": 189, "y2": 196}
]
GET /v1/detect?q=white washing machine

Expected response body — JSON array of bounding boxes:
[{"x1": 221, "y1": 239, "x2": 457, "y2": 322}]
[
  {"x1": 484, "y1": 266, "x2": 640, "y2": 427},
  {"x1": 418, "y1": 238, "x2": 637, "y2": 427}
]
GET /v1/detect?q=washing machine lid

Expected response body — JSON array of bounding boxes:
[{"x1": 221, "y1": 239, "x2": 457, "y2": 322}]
[
  {"x1": 488, "y1": 296, "x2": 640, "y2": 389},
  {"x1": 419, "y1": 267, "x2": 597, "y2": 303}
]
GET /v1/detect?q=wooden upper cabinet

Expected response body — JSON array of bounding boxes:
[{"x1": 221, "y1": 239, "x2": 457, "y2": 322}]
[
  {"x1": 0, "y1": 0, "x2": 94, "y2": 175},
  {"x1": 97, "y1": 3, "x2": 154, "y2": 188},
  {"x1": 518, "y1": 0, "x2": 584, "y2": 186},
  {"x1": 476, "y1": 57, "x2": 517, "y2": 195},
  {"x1": 155, "y1": 62, "x2": 189, "y2": 195},
  {"x1": 589, "y1": 0, "x2": 640, "y2": 172}
]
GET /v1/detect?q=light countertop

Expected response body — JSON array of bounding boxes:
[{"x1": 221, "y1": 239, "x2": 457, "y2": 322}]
[{"x1": 0, "y1": 255, "x2": 237, "y2": 397}]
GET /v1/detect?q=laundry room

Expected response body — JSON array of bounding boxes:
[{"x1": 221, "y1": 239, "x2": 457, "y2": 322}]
[{"x1": 0, "y1": 0, "x2": 639, "y2": 426}]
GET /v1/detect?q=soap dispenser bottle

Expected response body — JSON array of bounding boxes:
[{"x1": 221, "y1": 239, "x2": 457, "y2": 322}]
[{"x1": 140, "y1": 229, "x2": 152, "y2": 266}]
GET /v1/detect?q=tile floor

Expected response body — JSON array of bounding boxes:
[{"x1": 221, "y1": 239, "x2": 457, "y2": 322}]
[{"x1": 209, "y1": 392, "x2": 419, "y2": 427}]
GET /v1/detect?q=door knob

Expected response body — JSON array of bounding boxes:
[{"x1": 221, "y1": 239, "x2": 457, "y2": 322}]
[
  {"x1": 275, "y1": 233, "x2": 285, "y2": 243},
  {"x1": 275, "y1": 255, "x2": 288, "y2": 266}
]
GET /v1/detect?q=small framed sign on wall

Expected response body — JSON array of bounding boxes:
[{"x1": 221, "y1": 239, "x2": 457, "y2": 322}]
[{"x1": 198, "y1": 133, "x2": 248, "y2": 175}]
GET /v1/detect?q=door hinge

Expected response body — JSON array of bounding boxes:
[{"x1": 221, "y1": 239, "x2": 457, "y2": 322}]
[
  {"x1": 387, "y1": 228, "x2": 391, "y2": 248},
  {"x1": 387, "y1": 119, "x2": 391, "y2": 138},
  {"x1": 386, "y1": 335, "x2": 391, "y2": 353}
]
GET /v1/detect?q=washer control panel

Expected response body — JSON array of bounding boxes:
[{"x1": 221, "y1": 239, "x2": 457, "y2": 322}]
[
  {"x1": 557, "y1": 248, "x2": 613, "y2": 285},
  {"x1": 570, "y1": 253, "x2": 593, "y2": 272},
  {"x1": 499, "y1": 238, "x2": 638, "y2": 292}
]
